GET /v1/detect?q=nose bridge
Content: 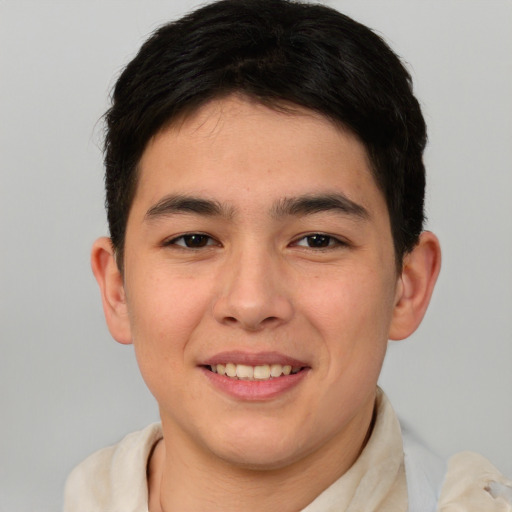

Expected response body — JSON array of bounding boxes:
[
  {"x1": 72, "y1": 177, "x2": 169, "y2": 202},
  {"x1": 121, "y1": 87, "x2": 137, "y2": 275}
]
[{"x1": 213, "y1": 238, "x2": 293, "y2": 330}]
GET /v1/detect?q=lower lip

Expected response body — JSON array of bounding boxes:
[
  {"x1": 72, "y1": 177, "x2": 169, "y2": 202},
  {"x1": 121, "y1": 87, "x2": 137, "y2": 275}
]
[{"x1": 201, "y1": 367, "x2": 309, "y2": 401}]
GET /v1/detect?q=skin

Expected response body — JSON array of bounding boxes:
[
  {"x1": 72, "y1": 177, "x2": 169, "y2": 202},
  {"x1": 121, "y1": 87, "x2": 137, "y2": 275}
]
[{"x1": 92, "y1": 95, "x2": 441, "y2": 511}]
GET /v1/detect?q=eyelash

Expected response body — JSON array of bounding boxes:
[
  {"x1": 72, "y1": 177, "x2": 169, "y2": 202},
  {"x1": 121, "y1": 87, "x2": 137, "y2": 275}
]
[
  {"x1": 292, "y1": 233, "x2": 348, "y2": 250},
  {"x1": 163, "y1": 233, "x2": 347, "y2": 250},
  {"x1": 163, "y1": 233, "x2": 220, "y2": 249}
]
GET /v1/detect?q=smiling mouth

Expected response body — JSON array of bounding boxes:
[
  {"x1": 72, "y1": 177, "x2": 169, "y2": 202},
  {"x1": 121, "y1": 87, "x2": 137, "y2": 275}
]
[{"x1": 206, "y1": 363, "x2": 305, "y2": 381}]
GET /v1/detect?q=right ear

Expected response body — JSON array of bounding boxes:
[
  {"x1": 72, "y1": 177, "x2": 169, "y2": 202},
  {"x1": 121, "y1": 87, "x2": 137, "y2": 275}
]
[{"x1": 91, "y1": 237, "x2": 132, "y2": 344}]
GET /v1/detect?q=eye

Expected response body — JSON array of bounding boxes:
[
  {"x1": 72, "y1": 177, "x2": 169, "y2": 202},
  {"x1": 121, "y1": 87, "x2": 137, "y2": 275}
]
[
  {"x1": 294, "y1": 234, "x2": 344, "y2": 249},
  {"x1": 164, "y1": 233, "x2": 218, "y2": 249}
]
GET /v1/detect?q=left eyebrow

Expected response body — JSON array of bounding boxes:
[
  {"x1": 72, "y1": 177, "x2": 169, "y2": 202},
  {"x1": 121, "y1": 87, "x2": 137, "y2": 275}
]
[
  {"x1": 271, "y1": 193, "x2": 369, "y2": 220},
  {"x1": 145, "y1": 194, "x2": 233, "y2": 220}
]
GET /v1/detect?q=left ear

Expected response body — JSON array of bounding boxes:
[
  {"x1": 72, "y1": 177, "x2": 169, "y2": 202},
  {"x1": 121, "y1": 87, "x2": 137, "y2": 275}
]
[{"x1": 389, "y1": 231, "x2": 441, "y2": 340}]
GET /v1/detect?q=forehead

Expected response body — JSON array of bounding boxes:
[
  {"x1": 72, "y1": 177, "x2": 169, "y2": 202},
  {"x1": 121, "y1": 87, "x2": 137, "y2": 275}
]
[{"x1": 133, "y1": 95, "x2": 385, "y2": 217}]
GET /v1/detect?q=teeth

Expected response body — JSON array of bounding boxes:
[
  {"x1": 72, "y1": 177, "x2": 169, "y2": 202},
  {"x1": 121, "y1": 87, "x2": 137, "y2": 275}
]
[
  {"x1": 236, "y1": 364, "x2": 254, "y2": 379},
  {"x1": 270, "y1": 364, "x2": 283, "y2": 377},
  {"x1": 225, "y1": 363, "x2": 237, "y2": 377},
  {"x1": 209, "y1": 363, "x2": 302, "y2": 380},
  {"x1": 253, "y1": 365, "x2": 270, "y2": 380}
]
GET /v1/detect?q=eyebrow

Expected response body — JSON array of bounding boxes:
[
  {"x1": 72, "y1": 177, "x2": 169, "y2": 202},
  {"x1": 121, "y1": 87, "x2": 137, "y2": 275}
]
[
  {"x1": 145, "y1": 195, "x2": 233, "y2": 220},
  {"x1": 145, "y1": 192, "x2": 368, "y2": 221},
  {"x1": 271, "y1": 193, "x2": 369, "y2": 220}
]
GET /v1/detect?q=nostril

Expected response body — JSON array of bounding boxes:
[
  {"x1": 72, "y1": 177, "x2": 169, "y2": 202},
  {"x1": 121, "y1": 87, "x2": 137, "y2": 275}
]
[
  {"x1": 221, "y1": 314, "x2": 283, "y2": 330},
  {"x1": 213, "y1": 288, "x2": 294, "y2": 330}
]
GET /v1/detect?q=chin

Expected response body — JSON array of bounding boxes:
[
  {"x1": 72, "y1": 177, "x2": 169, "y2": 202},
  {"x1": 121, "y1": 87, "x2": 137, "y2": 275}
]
[
  {"x1": 216, "y1": 444, "x2": 303, "y2": 471},
  {"x1": 205, "y1": 419, "x2": 311, "y2": 471}
]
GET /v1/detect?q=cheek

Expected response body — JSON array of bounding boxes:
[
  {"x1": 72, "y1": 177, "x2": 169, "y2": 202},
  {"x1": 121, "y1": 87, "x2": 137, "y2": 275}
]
[
  {"x1": 128, "y1": 264, "x2": 208, "y2": 332},
  {"x1": 125, "y1": 270, "x2": 212, "y2": 384},
  {"x1": 300, "y1": 265, "x2": 397, "y2": 354}
]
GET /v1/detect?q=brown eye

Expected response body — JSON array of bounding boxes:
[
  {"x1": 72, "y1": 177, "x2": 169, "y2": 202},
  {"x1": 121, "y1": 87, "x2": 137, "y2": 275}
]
[
  {"x1": 293, "y1": 233, "x2": 348, "y2": 250},
  {"x1": 167, "y1": 234, "x2": 215, "y2": 248},
  {"x1": 183, "y1": 234, "x2": 209, "y2": 247},
  {"x1": 305, "y1": 234, "x2": 332, "y2": 248}
]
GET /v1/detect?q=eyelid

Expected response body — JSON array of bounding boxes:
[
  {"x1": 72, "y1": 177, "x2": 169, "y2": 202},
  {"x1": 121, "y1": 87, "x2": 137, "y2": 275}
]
[
  {"x1": 161, "y1": 232, "x2": 349, "y2": 250},
  {"x1": 162, "y1": 232, "x2": 220, "y2": 248},
  {"x1": 292, "y1": 233, "x2": 349, "y2": 249}
]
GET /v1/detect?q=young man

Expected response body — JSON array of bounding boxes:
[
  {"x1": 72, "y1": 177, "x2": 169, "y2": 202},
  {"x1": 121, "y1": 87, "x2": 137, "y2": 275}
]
[{"x1": 64, "y1": 0, "x2": 511, "y2": 510}]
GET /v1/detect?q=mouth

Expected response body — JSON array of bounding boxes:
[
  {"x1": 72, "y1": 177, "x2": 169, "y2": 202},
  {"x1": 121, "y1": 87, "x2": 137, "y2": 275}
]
[
  {"x1": 205, "y1": 363, "x2": 305, "y2": 381},
  {"x1": 200, "y1": 352, "x2": 310, "y2": 400}
]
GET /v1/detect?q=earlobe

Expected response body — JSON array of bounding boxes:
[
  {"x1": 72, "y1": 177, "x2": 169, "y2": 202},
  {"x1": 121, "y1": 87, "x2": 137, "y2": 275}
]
[
  {"x1": 389, "y1": 231, "x2": 441, "y2": 341},
  {"x1": 91, "y1": 237, "x2": 133, "y2": 345}
]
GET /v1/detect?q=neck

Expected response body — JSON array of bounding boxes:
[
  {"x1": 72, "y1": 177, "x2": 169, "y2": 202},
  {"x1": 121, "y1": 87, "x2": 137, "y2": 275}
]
[{"x1": 148, "y1": 400, "x2": 376, "y2": 512}]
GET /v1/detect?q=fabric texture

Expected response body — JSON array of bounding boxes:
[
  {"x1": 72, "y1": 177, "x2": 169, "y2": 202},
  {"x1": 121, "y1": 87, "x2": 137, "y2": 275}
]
[
  {"x1": 64, "y1": 423, "x2": 162, "y2": 512},
  {"x1": 438, "y1": 452, "x2": 512, "y2": 511},
  {"x1": 63, "y1": 390, "x2": 511, "y2": 512}
]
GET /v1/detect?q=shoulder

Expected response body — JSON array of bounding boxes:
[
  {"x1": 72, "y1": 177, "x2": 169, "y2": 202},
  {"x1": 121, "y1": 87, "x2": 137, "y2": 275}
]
[
  {"x1": 399, "y1": 419, "x2": 511, "y2": 512},
  {"x1": 438, "y1": 451, "x2": 512, "y2": 511},
  {"x1": 63, "y1": 423, "x2": 162, "y2": 512}
]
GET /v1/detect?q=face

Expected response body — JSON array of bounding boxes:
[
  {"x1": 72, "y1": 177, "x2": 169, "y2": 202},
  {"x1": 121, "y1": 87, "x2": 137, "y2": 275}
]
[{"x1": 119, "y1": 95, "x2": 402, "y2": 469}]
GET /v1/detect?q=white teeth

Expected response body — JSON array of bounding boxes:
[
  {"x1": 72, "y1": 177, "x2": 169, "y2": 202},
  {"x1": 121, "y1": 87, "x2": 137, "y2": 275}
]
[
  {"x1": 210, "y1": 363, "x2": 302, "y2": 380},
  {"x1": 225, "y1": 363, "x2": 237, "y2": 377},
  {"x1": 270, "y1": 364, "x2": 283, "y2": 377},
  {"x1": 253, "y1": 365, "x2": 270, "y2": 380},
  {"x1": 236, "y1": 364, "x2": 254, "y2": 379}
]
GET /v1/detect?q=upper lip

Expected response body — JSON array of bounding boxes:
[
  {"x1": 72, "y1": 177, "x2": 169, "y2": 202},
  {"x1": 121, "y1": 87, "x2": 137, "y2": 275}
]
[{"x1": 202, "y1": 351, "x2": 310, "y2": 368}]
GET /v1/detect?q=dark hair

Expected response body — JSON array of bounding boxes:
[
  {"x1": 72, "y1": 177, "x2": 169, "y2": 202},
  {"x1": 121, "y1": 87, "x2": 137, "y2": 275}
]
[{"x1": 104, "y1": 0, "x2": 426, "y2": 268}]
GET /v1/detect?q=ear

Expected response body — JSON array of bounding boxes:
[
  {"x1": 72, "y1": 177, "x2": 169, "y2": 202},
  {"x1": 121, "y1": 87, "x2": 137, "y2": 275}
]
[
  {"x1": 389, "y1": 231, "x2": 441, "y2": 340},
  {"x1": 91, "y1": 237, "x2": 132, "y2": 344}
]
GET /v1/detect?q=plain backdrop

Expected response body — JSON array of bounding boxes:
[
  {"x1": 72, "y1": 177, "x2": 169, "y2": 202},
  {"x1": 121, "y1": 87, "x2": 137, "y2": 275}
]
[{"x1": 1, "y1": 1, "x2": 511, "y2": 510}]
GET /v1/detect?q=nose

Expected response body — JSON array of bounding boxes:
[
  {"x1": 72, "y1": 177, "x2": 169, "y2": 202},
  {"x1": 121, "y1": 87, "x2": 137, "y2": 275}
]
[{"x1": 212, "y1": 246, "x2": 294, "y2": 331}]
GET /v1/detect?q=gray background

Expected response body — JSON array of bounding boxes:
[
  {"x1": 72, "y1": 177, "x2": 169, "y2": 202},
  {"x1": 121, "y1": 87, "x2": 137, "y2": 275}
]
[{"x1": 1, "y1": 1, "x2": 511, "y2": 510}]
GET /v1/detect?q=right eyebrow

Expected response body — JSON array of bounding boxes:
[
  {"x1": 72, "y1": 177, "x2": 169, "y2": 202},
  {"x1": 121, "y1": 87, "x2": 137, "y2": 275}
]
[
  {"x1": 271, "y1": 193, "x2": 369, "y2": 220},
  {"x1": 145, "y1": 194, "x2": 233, "y2": 220}
]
